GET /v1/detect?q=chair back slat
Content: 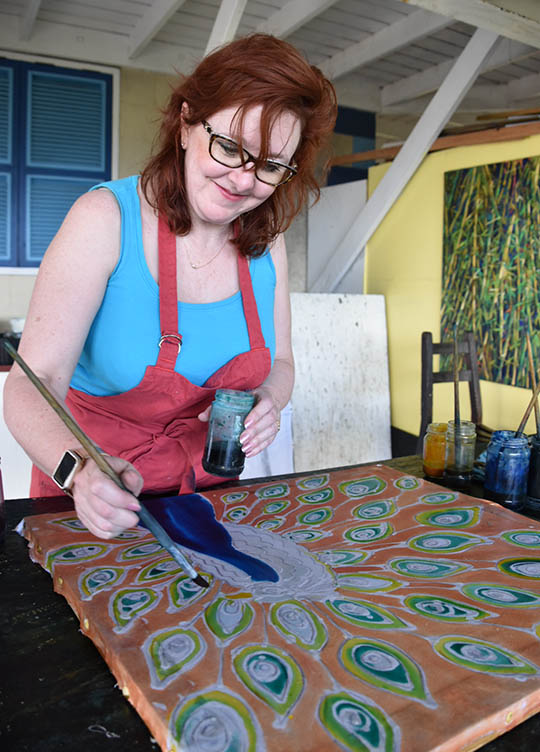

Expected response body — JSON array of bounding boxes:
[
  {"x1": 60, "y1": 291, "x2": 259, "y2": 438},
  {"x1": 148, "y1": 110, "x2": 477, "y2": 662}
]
[{"x1": 418, "y1": 331, "x2": 483, "y2": 453}]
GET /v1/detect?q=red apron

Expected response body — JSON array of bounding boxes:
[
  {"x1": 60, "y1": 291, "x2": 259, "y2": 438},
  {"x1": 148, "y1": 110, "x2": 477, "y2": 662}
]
[{"x1": 31, "y1": 216, "x2": 271, "y2": 497}]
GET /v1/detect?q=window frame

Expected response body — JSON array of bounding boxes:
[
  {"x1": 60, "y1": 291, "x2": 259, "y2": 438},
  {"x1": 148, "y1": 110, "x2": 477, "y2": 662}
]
[{"x1": 0, "y1": 50, "x2": 119, "y2": 275}]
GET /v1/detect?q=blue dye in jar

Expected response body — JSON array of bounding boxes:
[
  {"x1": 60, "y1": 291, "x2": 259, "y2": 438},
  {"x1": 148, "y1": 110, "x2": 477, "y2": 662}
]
[
  {"x1": 526, "y1": 434, "x2": 540, "y2": 515},
  {"x1": 202, "y1": 389, "x2": 255, "y2": 477},
  {"x1": 484, "y1": 430, "x2": 530, "y2": 512}
]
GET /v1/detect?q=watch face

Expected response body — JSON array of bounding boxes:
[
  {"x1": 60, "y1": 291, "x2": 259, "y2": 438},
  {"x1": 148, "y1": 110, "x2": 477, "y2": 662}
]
[{"x1": 53, "y1": 452, "x2": 78, "y2": 486}]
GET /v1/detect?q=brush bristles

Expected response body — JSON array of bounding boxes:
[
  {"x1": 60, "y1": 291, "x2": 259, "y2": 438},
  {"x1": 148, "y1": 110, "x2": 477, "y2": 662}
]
[{"x1": 193, "y1": 574, "x2": 210, "y2": 588}]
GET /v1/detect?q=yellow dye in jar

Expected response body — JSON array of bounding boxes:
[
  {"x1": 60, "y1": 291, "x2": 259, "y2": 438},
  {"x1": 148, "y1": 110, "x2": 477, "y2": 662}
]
[{"x1": 422, "y1": 422, "x2": 447, "y2": 478}]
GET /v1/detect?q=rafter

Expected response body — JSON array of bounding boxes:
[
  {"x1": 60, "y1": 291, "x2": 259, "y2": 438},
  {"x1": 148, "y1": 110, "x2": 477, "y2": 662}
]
[
  {"x1": 129, "y1": 0, "x2": 187, "y2": 60},
  {"x1": 0, "y1": 12, "x2": 197, "y2": 74},
  {"x1": 506, "y1": 68, "x2": 540, "y2": 100},
  {"x1": 469, "y1": 68, "x2": 540, "y2": 109},
  {"x1": 319, "y1": 9, "x2": 452, "y2": 81},
  {"x1": 402, "y1": 0, "x2": 540, "y2": 49},
  {"x1": 310, "y1": 28, "x2": 499, "y2": 293},
  {"x1": 256, "y1": 0, "x2": 338, "y2": 39},
  {"x1": 205, "y1": 0, "x2": 248, "y2": 56},
  {"x1": 332, "y1": 77, "x2": 381, "y2": 113},
  {"x1": 20, "y1": 0, "x2": 41, "y2": 41},
  {"x1": 382, "y1": 37, "x2": 534, "y2": 107}
]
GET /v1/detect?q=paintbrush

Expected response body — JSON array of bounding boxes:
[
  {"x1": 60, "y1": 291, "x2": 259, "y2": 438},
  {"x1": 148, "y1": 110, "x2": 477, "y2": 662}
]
[
  {"x1": 526, "y1": 332, "x2": 540, "y2": 436},
  {"x1": 453, "y1": 325, "x2": 461, "y2": 431},
  {"x1": 3, "y1": 340, "x2": 209, "y2": 588},
  {"x1": 452, "y1": 325, "x2": 463, "y2": 467},
  {"x1": 515, "y1": 379, "x2": 540, "y2": 437}
]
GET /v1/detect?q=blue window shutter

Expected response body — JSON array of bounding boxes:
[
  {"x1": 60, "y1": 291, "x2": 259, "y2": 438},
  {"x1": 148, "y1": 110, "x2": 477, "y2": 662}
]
[
  {"x1": 28, "y1": 71, "x2": 106, "y2": 170},
  {"x1": 0, "y1": 172, "x2": 11, "y2": 261},
  {"x1": 0, "y1": 66, "x2": 13, "y2": 164},
  {"x1": 0, "y1": 65, "x2": 13, "y2": 263},
  {"x1": 25, "y1": 175, "x2": 98, "y2": 263},
  {"x1": 0, "y1": 60, "x2": 111, "y2": 268}
]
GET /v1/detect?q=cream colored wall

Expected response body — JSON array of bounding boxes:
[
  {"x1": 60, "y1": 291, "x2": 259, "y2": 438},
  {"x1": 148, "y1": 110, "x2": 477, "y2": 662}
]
[
  {"x1": 365, "y1": 132, "x2": 540, "y2": 438},
  {"x1": 118, "y1": 67, "x2": 175, "y2": 178}
]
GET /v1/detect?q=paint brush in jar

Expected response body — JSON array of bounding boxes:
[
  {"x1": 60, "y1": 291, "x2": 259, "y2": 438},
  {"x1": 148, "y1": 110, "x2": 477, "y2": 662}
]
[
  {"x1": 526, "y1": 332, "x2": 540, "y2": 437},
  {"x1": 452, "y1": 325, "x2": 463, "y2": 467},
  {"x1": 515, "y1": 379, "x2": 540, "y2": 438},
  {"x1": 3, "y1": 340, "x2": 209, "y2": 588}
]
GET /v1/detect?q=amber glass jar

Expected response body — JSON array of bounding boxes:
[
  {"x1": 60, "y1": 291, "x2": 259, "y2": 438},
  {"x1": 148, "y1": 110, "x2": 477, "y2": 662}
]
[{"x1": 422, "y1": 422, "x2": 447, "y2": 479}]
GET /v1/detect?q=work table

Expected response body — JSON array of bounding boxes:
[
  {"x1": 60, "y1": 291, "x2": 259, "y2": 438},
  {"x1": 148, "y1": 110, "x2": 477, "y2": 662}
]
[{"x1": 2, "y1": 458, "x2": 540, "y2": 751}]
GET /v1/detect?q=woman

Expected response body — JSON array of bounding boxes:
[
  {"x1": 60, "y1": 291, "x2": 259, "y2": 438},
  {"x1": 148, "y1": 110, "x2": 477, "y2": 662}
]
[{"x1": 4, "y1": 34, "x2": 337, "y2": 538}]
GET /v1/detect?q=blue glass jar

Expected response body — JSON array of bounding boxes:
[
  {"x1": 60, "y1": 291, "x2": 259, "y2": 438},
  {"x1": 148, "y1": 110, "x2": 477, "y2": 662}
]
[
  {"x1": 484, "y1": 430, "x2": 530, "y2": 511},
  {"x1": 202, "y1": 389, "x2": 255, "y2": 477}
]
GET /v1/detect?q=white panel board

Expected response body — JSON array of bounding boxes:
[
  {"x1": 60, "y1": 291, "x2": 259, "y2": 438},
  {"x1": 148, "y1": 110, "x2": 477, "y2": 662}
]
[
  {"x1": 290, "y1": 293, "x2": 391, "y2": 473},
  {"x1": 240, "y1": 402, "x2": 294, "y2": 480},
  {"x1": 307, "y1": 179, "x2": 367, "y2": 293}
]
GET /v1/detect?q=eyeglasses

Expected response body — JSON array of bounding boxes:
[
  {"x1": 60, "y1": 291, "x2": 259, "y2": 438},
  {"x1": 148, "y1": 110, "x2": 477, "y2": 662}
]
[{"x1": 201, "y1": 121, "x2": 297, "y2": 187}]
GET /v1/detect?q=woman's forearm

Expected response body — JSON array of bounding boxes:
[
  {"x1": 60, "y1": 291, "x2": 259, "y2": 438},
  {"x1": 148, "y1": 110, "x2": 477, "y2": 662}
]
[{"x1": 3, "y1": 367, "x2": 84, "y2": 477}]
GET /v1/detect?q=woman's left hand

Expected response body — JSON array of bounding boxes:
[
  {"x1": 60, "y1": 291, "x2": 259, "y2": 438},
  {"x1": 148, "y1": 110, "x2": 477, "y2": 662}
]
[{"x1": 239, "y1": 386, "x2": 281, "y2": 457}]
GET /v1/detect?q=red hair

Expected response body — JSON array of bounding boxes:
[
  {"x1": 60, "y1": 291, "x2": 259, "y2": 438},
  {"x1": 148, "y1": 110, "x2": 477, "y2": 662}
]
[{"x1": 141, "y1": 34, "x2": 337, "y2": 257}]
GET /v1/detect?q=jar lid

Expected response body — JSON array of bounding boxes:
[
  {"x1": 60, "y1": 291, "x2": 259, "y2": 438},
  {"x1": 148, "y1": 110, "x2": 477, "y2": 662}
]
[{"x1": 427, "y1": 422, "x2": 447, "y2": 433}]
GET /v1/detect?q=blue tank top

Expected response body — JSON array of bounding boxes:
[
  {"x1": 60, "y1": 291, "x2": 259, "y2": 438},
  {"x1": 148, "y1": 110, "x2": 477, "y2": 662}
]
[{"x1": 71, "y1": 176, "x2": 276, "y2": 396}]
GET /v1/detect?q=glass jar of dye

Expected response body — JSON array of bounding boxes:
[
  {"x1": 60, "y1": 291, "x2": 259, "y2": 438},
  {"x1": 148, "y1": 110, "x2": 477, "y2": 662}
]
[
  {"x1": 484, "y1": 430, "x2": 530, "y2": 512},
  {"x1": 444, "y1": 420, "x2": 476, "y2": 488},
  {"x1": 526, "y1": 435, "x2": 540, "y2": 515},
  {"x1": 202, "y1": 389, "x2": 255, "y2": 477},
  {"x1": 422, "y1": 422, "x2": 447, "y2": 479}
]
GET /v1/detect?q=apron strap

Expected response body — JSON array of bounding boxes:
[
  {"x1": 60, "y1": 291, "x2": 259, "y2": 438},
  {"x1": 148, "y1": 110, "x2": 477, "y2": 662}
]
[
  {"x1": 237, "y1": 253, "x2": 266, "y2": 350},
  {"x1": 157, "y1": 214, "x2": 182, "y2": 368},
  {"x1": 156, "y1": 217, "x2": 266, "y2": 366}
]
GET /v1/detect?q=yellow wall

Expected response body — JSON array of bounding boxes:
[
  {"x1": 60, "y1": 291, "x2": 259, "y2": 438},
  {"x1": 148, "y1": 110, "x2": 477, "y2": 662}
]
[
  {"x1": 0, "y1": 67, "x2": 173, "y2": 326},
  {"x1": 118, "y1": 67, "x2": 175, "y2": 178},
  {"x1": 365, "y1": 132, "x2": 540, "y2": 437}
]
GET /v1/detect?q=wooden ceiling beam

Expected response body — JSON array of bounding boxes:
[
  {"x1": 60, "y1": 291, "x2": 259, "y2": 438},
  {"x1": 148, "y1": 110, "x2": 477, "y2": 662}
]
[
  {"x1": 505, "y1": 68, "x2": 540, "y2": 101},
  {"x1": 20, "y1": 0, "x2": 42, "y2": 41},
  {"x1": 128, "y1": 0, "x2": 187, "y2": 60},
  {"x1": 330, "y1": 120, "x2": 540, "y2": 166},
  {"x1": 461, "y1": 70, "x2": 540, "y2": 112},
  {"x1": 402, "y1": 0, "x2": 540, "y2": 49},
  {"x1": 382, "y1": 37, "x2": 534, "y2": 106},
  {"x1": 256, "y1": 0, "x2": 339, "y2": 39},
  {"x1": 319, "y1": 9, "x2": 452, "y2": 80},
  {"x1": 310, "y1": 27, "x2": 499, "y2": 293},
  {"x1": 205, "y1": 0, "x2": 248, "y2": 56}
]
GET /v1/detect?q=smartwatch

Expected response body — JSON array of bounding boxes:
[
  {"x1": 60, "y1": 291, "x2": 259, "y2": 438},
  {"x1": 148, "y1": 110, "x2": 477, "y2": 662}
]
[{"x1": 52, "y1": 450, "x2": 87, "y2": 495}]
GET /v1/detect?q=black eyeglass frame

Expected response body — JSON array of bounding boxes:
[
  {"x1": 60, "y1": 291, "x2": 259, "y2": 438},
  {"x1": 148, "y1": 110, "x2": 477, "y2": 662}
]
[{"x1": 201, "y1": 120, "x2": 298, "y2": 186}]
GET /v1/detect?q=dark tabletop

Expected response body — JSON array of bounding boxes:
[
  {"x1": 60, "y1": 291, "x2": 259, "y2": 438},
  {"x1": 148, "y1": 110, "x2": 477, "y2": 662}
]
[{"x1": 1, "y1": 459, "x2": 540, "y2": 751}]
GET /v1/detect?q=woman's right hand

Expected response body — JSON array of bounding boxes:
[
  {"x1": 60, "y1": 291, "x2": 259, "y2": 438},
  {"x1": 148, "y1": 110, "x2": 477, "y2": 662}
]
[{"x1": 72, "y1": 456, "x2": 144, "y2": 539}]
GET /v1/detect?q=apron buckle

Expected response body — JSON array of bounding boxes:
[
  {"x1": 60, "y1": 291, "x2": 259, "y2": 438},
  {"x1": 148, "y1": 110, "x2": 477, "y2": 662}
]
[{"x1": 159, "y1": 333, "x2": 183, "y2": 353}]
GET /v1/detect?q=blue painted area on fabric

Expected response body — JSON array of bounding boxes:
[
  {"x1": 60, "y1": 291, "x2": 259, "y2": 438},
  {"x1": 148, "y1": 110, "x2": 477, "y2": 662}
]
[{"x1": 141, "y1": 493, "x2": 278, "y2": 582}]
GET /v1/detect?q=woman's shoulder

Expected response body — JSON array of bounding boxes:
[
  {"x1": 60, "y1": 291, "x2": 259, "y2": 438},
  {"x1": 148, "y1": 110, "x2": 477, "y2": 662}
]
[
  {"x1": 69, "y1": 175, "x2": 142, "y2": 228},
  {"x1": 89, "y1": 175, "x2": 139, "y2": 209},
  {"x1": 61, "y1": 186, "x2": 119, "y2": 231}
]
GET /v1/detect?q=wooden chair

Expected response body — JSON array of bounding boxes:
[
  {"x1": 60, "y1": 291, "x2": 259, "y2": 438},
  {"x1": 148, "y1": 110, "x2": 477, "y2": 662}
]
[{"x1": 418, "y1": 331, "x2": 491, "y2": 453}]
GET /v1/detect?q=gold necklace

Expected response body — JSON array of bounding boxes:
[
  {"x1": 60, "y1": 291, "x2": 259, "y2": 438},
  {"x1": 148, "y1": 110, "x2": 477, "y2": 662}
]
[{"x1": 183, "y1": 235, "x2": 230, "y2": 270}]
